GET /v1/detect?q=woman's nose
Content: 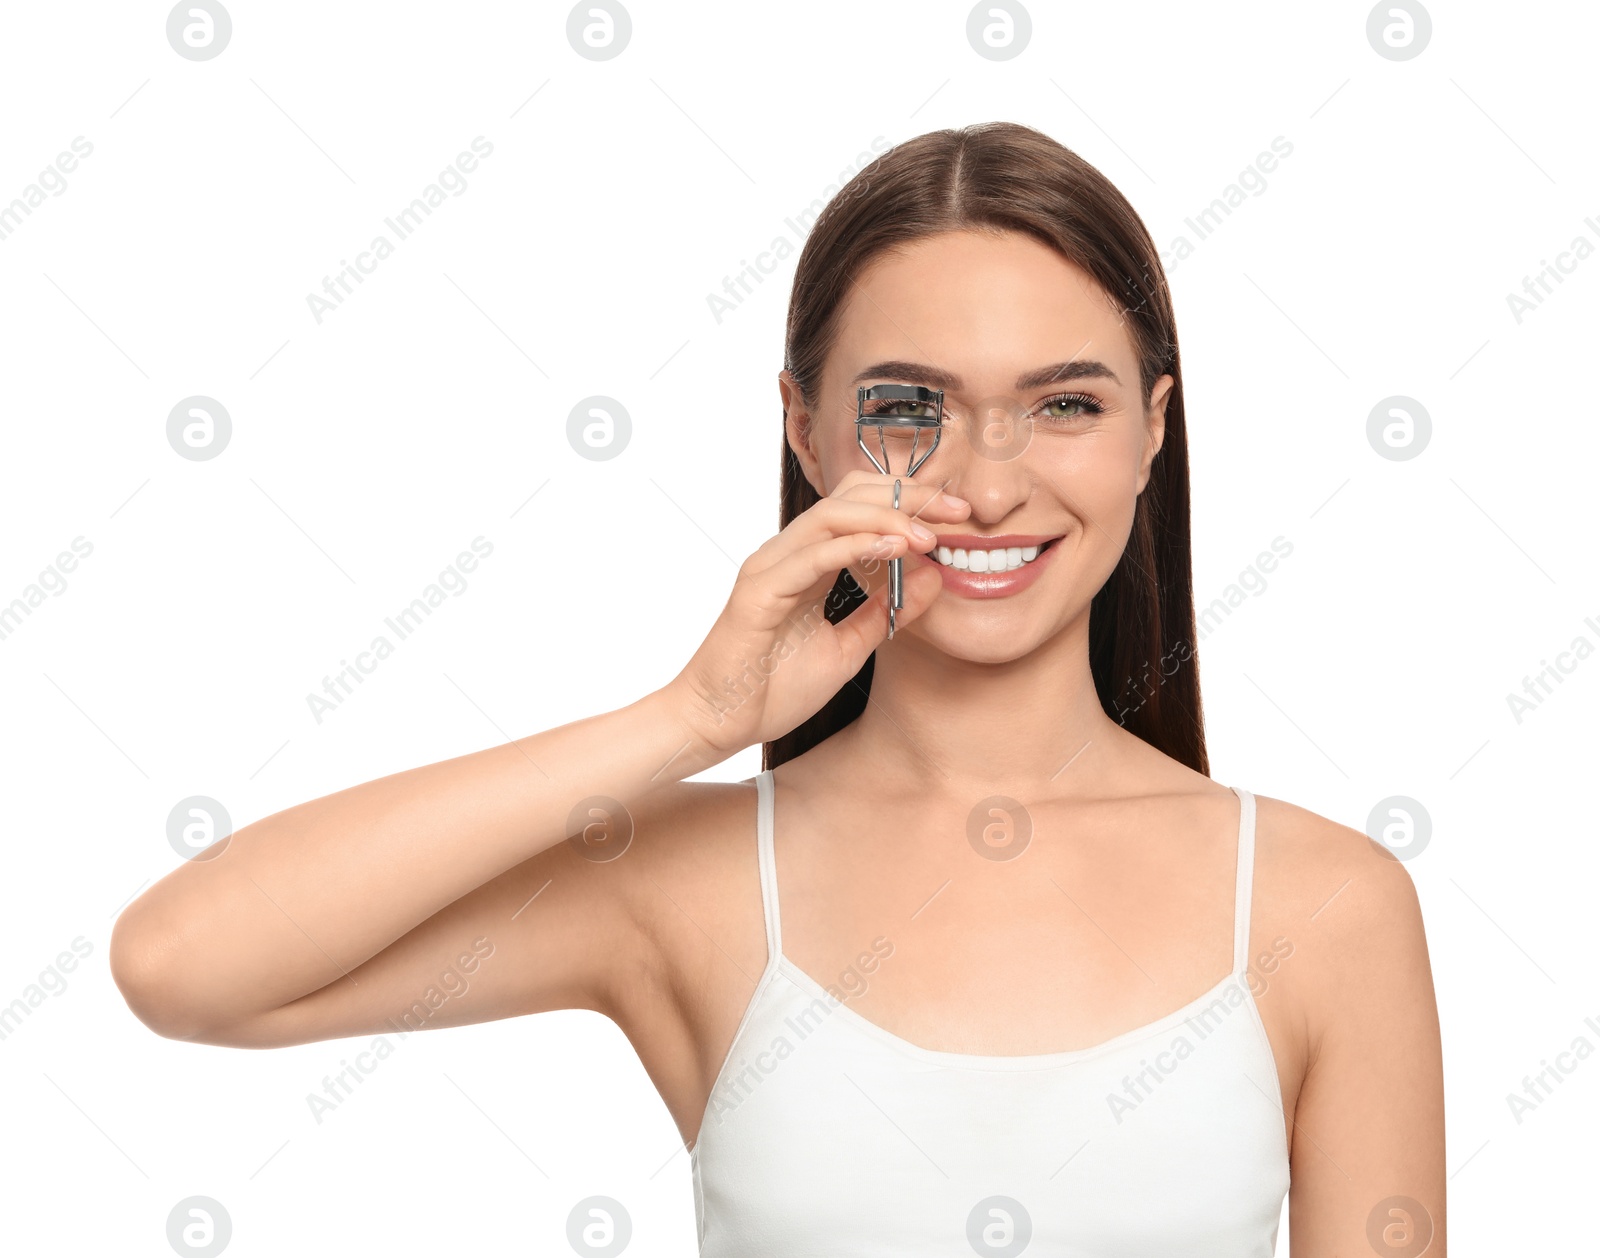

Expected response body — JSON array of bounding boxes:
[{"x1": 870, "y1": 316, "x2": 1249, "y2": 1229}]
[{"x1": 917, "y1": 404, "x2": 1035, "y2": 510}]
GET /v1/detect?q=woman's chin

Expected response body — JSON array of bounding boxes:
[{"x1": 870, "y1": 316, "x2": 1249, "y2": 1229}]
[{"x1": 893, "y1": 606, "x2": 1064, "y2": 666}]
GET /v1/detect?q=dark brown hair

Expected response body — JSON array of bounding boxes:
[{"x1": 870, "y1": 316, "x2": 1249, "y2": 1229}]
[{"x1": 764, "y1": 121, "x2": 1206, "y2": 777}]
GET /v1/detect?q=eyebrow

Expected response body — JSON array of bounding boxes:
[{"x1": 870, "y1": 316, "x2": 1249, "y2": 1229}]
[{"x1": 851, "y1": 359, "x2": 1123, "y2": 391}]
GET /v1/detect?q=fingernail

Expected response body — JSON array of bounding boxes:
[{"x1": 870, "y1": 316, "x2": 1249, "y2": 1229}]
[
  {"x1": 909, "y1": 522, "x2": 936, "y2": 543},
  {"x1": 941, "y1": 493, "x2": 966, "y2": 508}
]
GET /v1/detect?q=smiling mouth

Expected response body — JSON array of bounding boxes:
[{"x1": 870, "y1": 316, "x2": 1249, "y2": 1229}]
[{"x1": 928, "y1": 537, "x2": 1061, "y2": 573}]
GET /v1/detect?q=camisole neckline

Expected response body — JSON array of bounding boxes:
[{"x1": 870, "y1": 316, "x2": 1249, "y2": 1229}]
[{"x1": 689, "y1": 770, "x2": 1272, "y2": 1144}]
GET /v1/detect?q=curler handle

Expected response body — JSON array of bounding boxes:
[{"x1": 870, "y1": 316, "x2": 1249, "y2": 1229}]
[{"x1": 888, "y1": 478, "x2": 904, "y2": 638}]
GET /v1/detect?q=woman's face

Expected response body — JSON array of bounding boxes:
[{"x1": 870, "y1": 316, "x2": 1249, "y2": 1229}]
[{"x1": 782, "y1": 228, "x2": 1174, "y2": 662}]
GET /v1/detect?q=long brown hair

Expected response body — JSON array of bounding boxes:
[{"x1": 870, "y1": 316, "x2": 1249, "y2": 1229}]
[{"x1": 764, "y1": 121, "x2": 1206, "y2": 777}]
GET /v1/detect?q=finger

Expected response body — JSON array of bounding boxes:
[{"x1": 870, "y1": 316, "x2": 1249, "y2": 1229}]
[
  {"x1": 830, "y1": 560, "x2": 944, "y2": 659},
  {"x1": 743, "y1": 495, "x2": 942, "y2": 574},
  {"x1": 829, "y1": 471, "x2": 960, "y2": 507},
  {"x1": 832, "y1": 476, "x2": 968, "y2": 526},
  {"x1": 741, "y1": 530, "x2": 918, "y2": 612},
  {"x1": 841, "y1": 535, "x2": 942, "y2": 602},
  {"x1": 796, "y1": 484, "x2": 963, "y2": 548}
]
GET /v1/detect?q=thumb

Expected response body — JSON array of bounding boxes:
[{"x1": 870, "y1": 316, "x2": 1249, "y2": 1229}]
[
  {"x1": 834, "y1": 562, "x2": 942, "y2": 659},
  {"x1": 887, "y1": 560, "x2": 944, "y2": 629}
]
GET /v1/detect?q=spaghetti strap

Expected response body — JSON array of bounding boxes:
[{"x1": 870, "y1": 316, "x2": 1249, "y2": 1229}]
[
  {"x1": 1230, "y1": 785, "x2": 1257, "y2": 975},
  {"x1": 755, "y1": 769, "x2": 782, "y2": 963},
  {"x1": 692, "y1": 772, "x2": 1292, "y2": 1252}
]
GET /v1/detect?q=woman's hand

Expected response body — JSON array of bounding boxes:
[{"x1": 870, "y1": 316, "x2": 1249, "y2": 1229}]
[{"x1": 666, "y1": 471, "x2": 969, "y2": 762}]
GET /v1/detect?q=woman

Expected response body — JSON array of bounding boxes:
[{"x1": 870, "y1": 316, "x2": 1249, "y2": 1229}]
[{"x1": 111, "y1": 122, "x2": 1445, "y2": 1255}]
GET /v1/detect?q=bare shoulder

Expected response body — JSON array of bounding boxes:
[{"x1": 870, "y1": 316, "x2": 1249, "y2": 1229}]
[
  {"x1": 1251, "y1": 792, "x2": 1424, "y2": 926},
  {"x1": 1249, "y1": 792, "x2": 1433, "y2": 1047}
]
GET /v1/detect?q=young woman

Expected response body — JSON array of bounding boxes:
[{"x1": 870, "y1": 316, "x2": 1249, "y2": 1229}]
[{"x1": 111, "y1": 122, "x2": 1445, "y2": 1256}]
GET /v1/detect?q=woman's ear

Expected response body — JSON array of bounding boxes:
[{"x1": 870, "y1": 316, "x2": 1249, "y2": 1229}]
[
  {"x1": 1137, "y1": 373, "x2": 1174, "y2": 494},
  {"x1": 780, "y1": 370, "x2": 827, "y2": 496}
]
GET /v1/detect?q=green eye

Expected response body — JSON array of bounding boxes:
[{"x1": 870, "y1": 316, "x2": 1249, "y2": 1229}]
[
  {"x1": 1037, "y1": 392, "x2": 1105, "y2": 421},
  {"x1": 864, "y1": 400, "x2": 941, "y2": 421}
]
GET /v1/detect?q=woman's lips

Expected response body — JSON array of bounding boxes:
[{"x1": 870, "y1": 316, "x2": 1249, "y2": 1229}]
[{"x1": 921, "y1": 537, "x2": 1062, "y2": 599}]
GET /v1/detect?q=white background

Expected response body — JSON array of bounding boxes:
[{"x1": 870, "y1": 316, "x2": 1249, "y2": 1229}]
[{"x1": 1, "y1": 1, "x2": 1595, "y2": 1253}]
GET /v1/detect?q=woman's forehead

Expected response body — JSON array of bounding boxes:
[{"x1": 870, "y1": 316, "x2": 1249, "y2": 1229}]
[{"x1": 830, "y1": 233, "x2": 1138, "y2": 396}]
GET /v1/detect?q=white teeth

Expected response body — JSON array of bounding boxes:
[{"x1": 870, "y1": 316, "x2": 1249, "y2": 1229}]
[{"x1": 934, "y1": 542, "x2": 1050, "y2": 572}]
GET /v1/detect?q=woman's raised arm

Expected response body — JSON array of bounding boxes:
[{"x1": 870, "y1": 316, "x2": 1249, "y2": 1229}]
[
  {"x1": 108, "y1": 688, "x2": 720, "y2": 1044},
  {"x1": 108, "y1": 473, "x2": 964, "y2": 1048}
]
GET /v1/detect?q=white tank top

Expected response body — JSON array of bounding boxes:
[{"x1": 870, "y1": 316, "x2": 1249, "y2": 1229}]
[{"x1": 689, "y1": 770, "x2": 1290, "y2": 1255}]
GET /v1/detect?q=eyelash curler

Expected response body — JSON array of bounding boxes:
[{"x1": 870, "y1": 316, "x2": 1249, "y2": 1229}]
[{"x1": 854, "y1": 384, "x2": 945, "y2": 639}]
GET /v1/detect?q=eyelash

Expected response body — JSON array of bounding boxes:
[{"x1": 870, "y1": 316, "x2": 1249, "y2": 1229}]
[
  {"x1": 1034, "y1": 391, "x2": 1105, "y2": 422},
  {"x1": 860, "y1": 391, "x2": 1106, "y2": 421}
]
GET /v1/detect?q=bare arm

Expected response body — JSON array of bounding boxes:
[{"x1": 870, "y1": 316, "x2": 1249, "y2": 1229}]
[
  {"x1": 1285, "y1": 818, "x2": 1447, "y2": 1254},
  {"x1": 109, "y1": 686, "x2": 718, "y2": 1041},
  {"x1": 109, "y1": 473, "x2": 966, "y2": 1047}
]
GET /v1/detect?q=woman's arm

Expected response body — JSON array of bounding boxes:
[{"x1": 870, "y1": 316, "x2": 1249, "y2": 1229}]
[
  {"x1": 1283, "y1": 815, "x2": 1446, "y2": 1254},
  {"x1": 109, "y1": 473, "x2": 959, "y2": 1048},
  {"x1": 109, "y1": 685, "x2": 720, "y2": 1043}
]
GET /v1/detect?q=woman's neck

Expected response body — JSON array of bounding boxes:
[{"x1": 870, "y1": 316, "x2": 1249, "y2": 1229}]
[{"x1": 830, "y1": 614, "x2": 1127, "y2": 794}]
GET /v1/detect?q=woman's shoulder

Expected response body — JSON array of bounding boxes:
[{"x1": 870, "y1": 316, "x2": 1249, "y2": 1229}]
[
  {"x1": 1249, "y1": 790, "x2": 1423, "y2": 919},
  {"x1": 1248, "y1": 789, "x2": 1431, "y2": 1032}
]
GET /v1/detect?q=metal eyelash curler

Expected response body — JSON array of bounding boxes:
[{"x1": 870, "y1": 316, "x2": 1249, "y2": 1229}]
[{"x1": 855, "y1": 383, "x2": 945, "y2": 639}]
